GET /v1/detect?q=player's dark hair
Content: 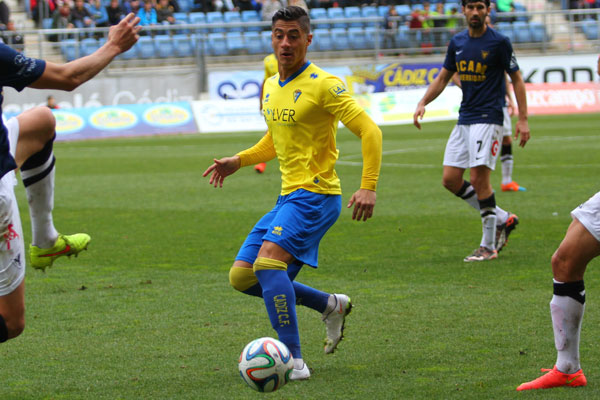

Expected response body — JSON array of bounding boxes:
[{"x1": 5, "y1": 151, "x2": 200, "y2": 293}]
[
  {"x1": 461, "y1": 0, "x2": 491, "y2": 7},
  {"x1": 272, "y1": 6, "x2": 311, "y2": 34}
]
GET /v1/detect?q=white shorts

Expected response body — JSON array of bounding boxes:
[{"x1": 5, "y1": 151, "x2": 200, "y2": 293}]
[
  {"x1": 571, "y1": 191, "x2": 600, "y2": 242},
  {"x1": 0, "y1": 117, "x2": 25, "y2": 296},
  {"x1": 502, "y1": 107, "x2": 512, "y2": 137},
  {"x1": 443, "y1": 123, "x2": 502, "y2": 170}
]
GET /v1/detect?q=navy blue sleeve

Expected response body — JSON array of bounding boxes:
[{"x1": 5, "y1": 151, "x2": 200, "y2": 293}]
[
  {"x1": 0, "y1": 42, "x2": 46, "y2": 91},
  {"x1": 443, "y1": 39, "x2": 457, "y2": 72},
  {"x1": 499, "y1": 36, "x2": 519, "y2": 73}
]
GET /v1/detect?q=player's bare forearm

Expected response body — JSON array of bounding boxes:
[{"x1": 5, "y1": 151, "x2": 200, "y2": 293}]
[
  {"x1": 202, "y1": 155, "x2": 241, "y2": 188},
  {"x1": 414, "y1": 68, "x2": 453, "y2": 129},
  {"x1": 509, "y1": 70, "x2": 530, "y2": 147},
  {"x1": 29, "y1": 14, "x2": 141, "y2": 91},
  {"x1": 347, "y1": 188, "x2": 376, "y2": 222}
]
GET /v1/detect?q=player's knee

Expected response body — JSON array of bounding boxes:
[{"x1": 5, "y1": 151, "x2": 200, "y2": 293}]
[
  {"x1": 0, "y1": 314, "x2": 24, "y2": 342},
  {"x1": 229, "y1": 266, "x2": 258, "y2": 292},
  {"x1": 442, "y1": 176, "x2": 460, "y2": 193},
  {"x1": 551, "y1": 248, "x2": 575, "y2": 280},
  {"x1": 33, "y1": 107, "x2": 56, "y2": 142}
]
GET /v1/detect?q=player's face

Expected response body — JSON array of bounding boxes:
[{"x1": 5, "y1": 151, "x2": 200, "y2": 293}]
[
  {"x1": 463, "y1": 2, "x2": 489, "y2": 30},
  {"x1": 271, "y1": 20, "x2": 312, "y2": 73}
]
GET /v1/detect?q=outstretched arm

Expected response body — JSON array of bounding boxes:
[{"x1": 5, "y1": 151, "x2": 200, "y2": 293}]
[
  {"x1": 29, "y1": 14, "x2": 141, "y2": 91},
  {"x1": 413, "y1": 67, "x2": 453, "y2": 129},
  {"x1": 509, "y1": 69, "x2": 530, "y2": 147},
  {"x1": 344, "y1": 112, "x2": 382, "y2": 222}
]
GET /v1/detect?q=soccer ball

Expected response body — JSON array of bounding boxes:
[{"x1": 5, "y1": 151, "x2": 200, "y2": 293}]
[{"x1": 238, "y1": 337, "x2": 294, "y2": 392}]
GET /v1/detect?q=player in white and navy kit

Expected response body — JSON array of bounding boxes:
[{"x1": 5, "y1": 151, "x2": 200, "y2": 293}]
[
  {"x1": 0, "y1": 14, "x2": 140, "y2": 344},
  {"x1": 413, "y1": 0, "x2": 530, "y2": 261}
]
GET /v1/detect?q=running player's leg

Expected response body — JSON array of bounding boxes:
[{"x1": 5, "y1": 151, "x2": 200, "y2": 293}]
[
  {"x1": 517, "y1": 198, "x2": 600, "y2": 390},
  {"x1": 500, "y1": 107, "x2": 525, "y2": 192},
  {"x1": 13, "y1": 108, "x2": 90, "y2": 270}
]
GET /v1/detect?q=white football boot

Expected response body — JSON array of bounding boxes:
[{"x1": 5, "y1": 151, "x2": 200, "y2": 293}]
[
  {"x1": 289, "y1": 359, "x2": 311, "y2": 380},
  {"x1": 322, "y1": 293, "x2": 352, "y2": 354}
]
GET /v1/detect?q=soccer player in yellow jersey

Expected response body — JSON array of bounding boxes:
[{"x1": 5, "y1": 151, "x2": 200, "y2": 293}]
[
  {"x1": 203, "y1": 6, "x2": 382, "y2": 381},
  {"x1": 254, "y1": 53, "x2": 279, "y2": 174}
]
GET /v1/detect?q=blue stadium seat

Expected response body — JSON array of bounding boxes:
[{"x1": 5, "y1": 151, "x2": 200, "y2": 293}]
[
  {"x1": 364, "y1": 26, "x2": 378, "y2": 49},
  {"x1": 261, "y1": 30, "x2": 272, "y2": 53},
  {"x1": 80, "y1": 37, "x2": 99, "y2": 57},
  {"x1": 189, "y1": 12, "x2": 207, "y2": 33},
  {"x1": 348, "y1": 27, "x2": 368, "y2": 49},
  {"x1": 395, "y1": 5, "x2": 411, "y2": 17},
  {"x1": 513, "y1": 2, "x2": 529, "y2": 21},
  {"x1": 224, "y1": 11, "x2": 242, "y2": 32},
  {"x1": 396, "y1": 25, "x2": 411, "y2": 48},
  {"x1": 178, "y1": 0, "x2": 192, "y2": 12},
  {"x1": 377, "y1": 5, "x2": 389, "y2": 18},
  {"x1": 581, "y1": 19, "x2": 599, "y2": 40},
  {"x1": 137, "y1": 36, "x2": 156, "y2": 59},
  {"x1": 173, "y1": 12, "x2": 189, "y2": 23},
  {"x1": 330, "y1": 27, "x2": 350, "y2": 50},
  {"x1": 225, "y1": 31, "x2": 245, "y2": 54},
  {"x1": 173, "y1": 34, "x2": 195, "y2": 57},
  {"x1": 42, "y1": 17, "x2": 53, "y2": 29},
  {"x1": 313, "y1": 28, "x2": 333, "y2": 51},
  {"x1": 244, "y1": 31, "x2": 263, "y2": 54},
  {"x1": 61, "y1": 39, "x2": 79, "y2": 61},
  {"x1": 241, "y1": 10, "x2": 261, "y2": 32},
  {"x1": 512, "y1": 21, "x2": 531, "y2": 43},
  {"x1": 154, "y1": 34, "x2": 174, "y2": 58},
  {"x1": 207, "y1": 32, "x2": 227, "y2": 55},
  {"x1": 327, "y1": 7, "x2": 346, "y2": 29},
  {"x1": 496, "y1": 22, "x2": 515, "y2": 43},
  {"x1": 344, "y1": 6, "x2": 362, "y2": 28},
  {"x1": 206, "y1": 11, "x2": 226, "y2": 33},
  {"x1": 119, "y1": 44, "x2": 138, "y2": 59},
  {"x1": 529, "y1": 22, "x2": 548, "y2": 42},
  {"x1": 310, "y1": 8, "x2": 329, "y2": 29},
  {"x1": 361, "y1": 6, "x2": 378, "y2": 28}
]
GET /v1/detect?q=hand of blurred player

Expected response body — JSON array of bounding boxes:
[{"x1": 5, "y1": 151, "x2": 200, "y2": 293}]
[
  {"x1": 203, "y1": 156, "x2": 241, "y2": 188},
  {"x1": 107, "y1": 13, "x2": 141, "y2": 54},
  {"x1": 413, "y1": 103, "x2": 426, "y2": 130},
  {"x1": 347, "y1": 188, "x2": 376, "y2": 221},
  {"x1": 515, "y1": 119, "x2": 530, "y2": 148}
]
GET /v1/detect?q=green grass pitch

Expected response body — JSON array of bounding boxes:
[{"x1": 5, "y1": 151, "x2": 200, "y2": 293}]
[{"x1": 2, "y1": 113, "x2": 600, "y2": 399}]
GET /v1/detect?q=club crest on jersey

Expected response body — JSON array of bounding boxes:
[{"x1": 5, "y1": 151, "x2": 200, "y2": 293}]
[
  {"x1": 481, "y1": 50, "x2": 489, "y2": 59},
  {"x1": 328, "y1": 83, "x2": 347, "y2": 98},
  {"x1": 293, "y1": 89, "x2": 302, "y2": 103}
]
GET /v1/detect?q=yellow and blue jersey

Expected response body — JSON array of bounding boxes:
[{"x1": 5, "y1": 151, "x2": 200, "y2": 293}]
[
  {"x1": 263, "y1": 53, "x2": 278, "y2": 80},
  {"x1": 444, "y1": 28, "x2": 519, "y2": 125},
  {"x1": 259, "y1": 61, "x2": 364, "y2": 196}
]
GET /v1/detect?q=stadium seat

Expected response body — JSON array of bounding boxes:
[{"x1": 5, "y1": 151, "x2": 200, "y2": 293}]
[
  {"x1": 310, "y1": 8, "x2": 329, "y2": 29},
  {"x1": 364, "y1": 26, "x2": 378, "y2": 49},
  {"x1": 224, "y1": 11, "x2": 243, "y2": 32},
  {"x1": 512, "y1": 21, "x2": 531, "y2": 43},
  {"x1": 361, "y1": 6, "x2": 378, "y2": 28},
  {"x1": 42, "y1": 17, "x2": 53, "y2": 29},
  {"x1": 225, "y1": 31, "x2": 245, "y2": 54},
  {"x1": 61, "y1": 39, "x2": 79, "y2": 61},
  {"x1": 395, "y1": 5, "x2": 411, "y2": 18},
  {"x1": 327, "y1": 7, "x2": 346, "y2": 29},
  {"x1": 344, "y1": 6, "x2": 363, "y2": 28},
  {"x1": 496, "y1": 22, "x2": 515, "y2": 43},
  {"x1": 529, "y1": 21, "x2": 549, "y2": 42},
  {"x1": 206, "y1": 11, "x2": 226, "y2": 33},
  {"x1": 348, "y1": 27, "x2": 368, "y2": 50},
  {"x1": 207, "y1": 32, "x2": 227, "y2": 55},
  {"x1": 119, "y1": 43, "x2": 138, "y2": 60},
  {"x1": 154, "y1": 34, "x2": 174, "y2": 58},
  {"x1": 173, "y1": 33, "x2": 195, "y2": 57},
  {"x1": 377, "y1": 5, "x2": 389, "y2": 18},
  {"x1": 80, "y1": 37, "x2": 99, "y2": 57},
  {"x1": 396, "y1": 25, "x2": 412, "y2": 48},
  {"x1": 513, "y1": 2, "x2": 529, "y2": 21},
  {"x1": 244, "y1": 31, "x2": 263, "y2": 54},
  {"x1": 330, "y1": 27, "x2": 350, "y2": 50},
  {"x1": 178, "y1": 0, "x2": 192, "y2": 12},
  {"x1": 581, "y1": 19, "x2": 599, "y2": 40},
  {"x1": 313, "y1": 28, "x2": 333, "y2": 51},
  {"x1": 189, "y1": 12, "x2": 208, "y2": 33},
  {"x1": 241, "y1": 10, "x2": 261, "y2": 32},
  {"x1": 137, "y1": 36, "x2": 156, "y2": 59},
  {"x1": 173, "y1": 12, "x2": 189, "y2": 23},
  {"x1": 261, "y1": 30, "x2": 272, "y2": 53}
]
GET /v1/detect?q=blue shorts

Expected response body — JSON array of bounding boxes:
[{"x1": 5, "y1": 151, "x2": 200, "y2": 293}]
[{"x1": 236, "y1": 189, "x2": 341, "y2": 268}]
